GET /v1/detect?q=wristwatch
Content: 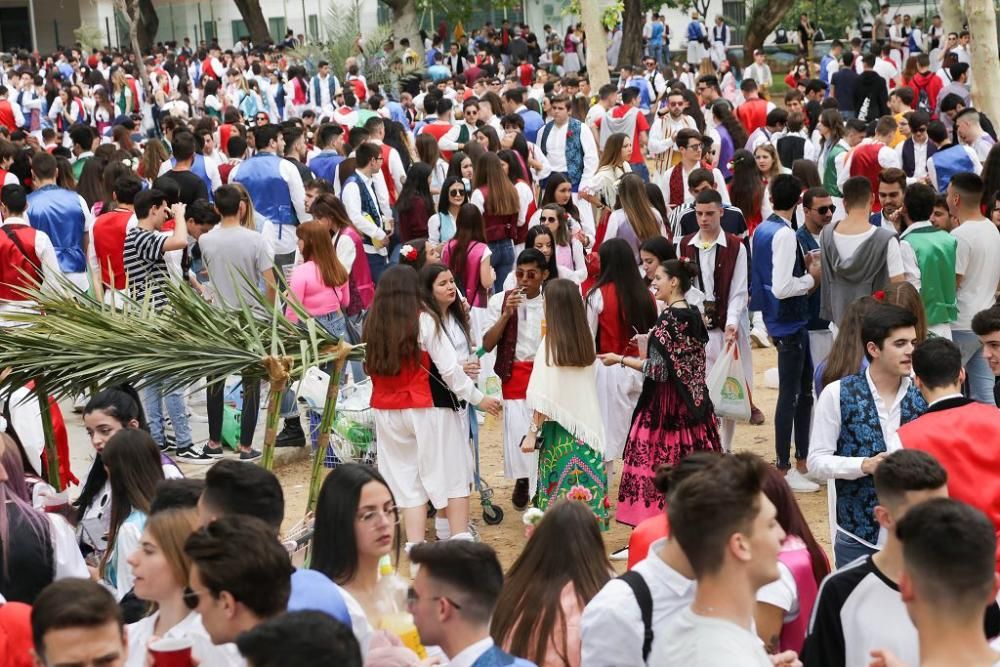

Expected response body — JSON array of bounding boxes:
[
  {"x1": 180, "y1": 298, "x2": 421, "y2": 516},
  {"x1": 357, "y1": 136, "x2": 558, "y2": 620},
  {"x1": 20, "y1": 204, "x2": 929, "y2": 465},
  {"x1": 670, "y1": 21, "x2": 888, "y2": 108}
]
[{"x1": 528, "y1": 423, "x2": 539, "y2": 434}]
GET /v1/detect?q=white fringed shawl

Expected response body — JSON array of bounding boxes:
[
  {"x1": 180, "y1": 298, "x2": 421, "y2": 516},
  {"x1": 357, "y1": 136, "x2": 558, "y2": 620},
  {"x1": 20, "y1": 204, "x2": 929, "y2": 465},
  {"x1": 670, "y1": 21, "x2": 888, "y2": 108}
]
[{"x1": 526, "y1": 343, "x2": 606, "y2": 456}]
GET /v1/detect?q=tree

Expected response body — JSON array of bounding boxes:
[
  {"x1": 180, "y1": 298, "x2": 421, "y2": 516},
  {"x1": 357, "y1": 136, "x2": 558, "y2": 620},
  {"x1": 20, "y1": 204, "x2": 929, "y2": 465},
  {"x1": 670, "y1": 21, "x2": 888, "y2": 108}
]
[
  {"x1": 110, "y1": 0, "x2": 151, "y2": 90},
  {"x1": 743, "y1": 0, "x2": 797, "y2": 64},
  {"x1": 966, "y1": 0, "x2": 1000, "y2": 132},
  {"x1": 939, "y1": 0, "x2": 964, "y2": 34},
  {"x1": 579, "y1": 0, "x2": 610, "y2": 89},
  {"x1": 618, "y1": 0, "x2": 646, "y2": 68},
  {"x1": 381, "y1": 0, "x2": 422, "y2": 60},
  {"x1": 136, "y1": 0, "x2": 159, "y2": 52},
  {"x1": 232, "y1": 0, "x2": 271, "y2": 45}
]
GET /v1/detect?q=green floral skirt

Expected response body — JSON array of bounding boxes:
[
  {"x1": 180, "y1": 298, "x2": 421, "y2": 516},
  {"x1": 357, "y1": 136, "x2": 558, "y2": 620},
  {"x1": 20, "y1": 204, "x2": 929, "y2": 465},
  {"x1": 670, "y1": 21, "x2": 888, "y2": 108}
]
[{"x1": 533, "y1": 421, "x2": 610, "y2": 531}]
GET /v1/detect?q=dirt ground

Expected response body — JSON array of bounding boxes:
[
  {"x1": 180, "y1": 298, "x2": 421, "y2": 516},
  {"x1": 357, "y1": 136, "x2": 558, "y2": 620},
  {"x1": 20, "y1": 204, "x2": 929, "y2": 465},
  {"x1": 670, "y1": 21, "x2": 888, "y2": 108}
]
[{"x1": 278, "y1": 345, "x2": 832, "y2": 570}]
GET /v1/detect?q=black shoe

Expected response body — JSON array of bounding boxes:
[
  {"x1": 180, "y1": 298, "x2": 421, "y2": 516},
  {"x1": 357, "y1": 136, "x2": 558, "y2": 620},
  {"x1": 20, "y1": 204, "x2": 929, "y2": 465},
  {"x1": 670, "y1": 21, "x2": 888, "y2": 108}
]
[
  {"x1": 203, "y1": 443, "x2": 225, "y2": 459},
  {"x1": 175, "y1": 447, "x2": 215, "y2": 465},
  {"x1": 239, "y1": 448, "x2": 262, "y2": 462},
  {"x1": 512, "y1": 478, "x2": 530, "y2": 511},
  {"x1": 275, "y1": 418, "x2": 306, "y2": 447}
]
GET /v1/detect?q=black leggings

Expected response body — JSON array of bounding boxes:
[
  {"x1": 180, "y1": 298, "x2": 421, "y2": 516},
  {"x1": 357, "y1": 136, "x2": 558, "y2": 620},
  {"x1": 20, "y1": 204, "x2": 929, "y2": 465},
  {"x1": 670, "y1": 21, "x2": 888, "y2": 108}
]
[{"x1": 207, "y1": 376, "x2": 261, "y2": 447}]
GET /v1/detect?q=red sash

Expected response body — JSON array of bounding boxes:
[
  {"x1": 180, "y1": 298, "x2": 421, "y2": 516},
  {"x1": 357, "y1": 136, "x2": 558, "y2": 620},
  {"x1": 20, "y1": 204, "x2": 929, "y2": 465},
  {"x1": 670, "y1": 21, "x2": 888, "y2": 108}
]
[{"x1": 502, "y1": 361, "x2": 533, "y2": 400}]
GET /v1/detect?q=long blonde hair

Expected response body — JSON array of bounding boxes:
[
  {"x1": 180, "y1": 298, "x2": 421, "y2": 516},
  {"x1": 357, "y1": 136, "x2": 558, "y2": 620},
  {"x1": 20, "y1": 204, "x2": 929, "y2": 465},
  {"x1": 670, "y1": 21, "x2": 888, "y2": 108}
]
[
  {"x1": 145, "y1": 508, "x2": 200, "y2": 595},
  {"x1": 543, "y1": 279, "x2": 596, "y2": 367},
  {"x1": 755, "y1": 143, "x2": 783, "y2": 181},
  {"x1": 617, "y1": 173, "x2": 661, "y2": 242},
  {"x1": 229, "y1": 183, "x2": 258, "y2": 230},
  {"x1": 597, "y1": 132, "x2": 629, "y2": 171}
]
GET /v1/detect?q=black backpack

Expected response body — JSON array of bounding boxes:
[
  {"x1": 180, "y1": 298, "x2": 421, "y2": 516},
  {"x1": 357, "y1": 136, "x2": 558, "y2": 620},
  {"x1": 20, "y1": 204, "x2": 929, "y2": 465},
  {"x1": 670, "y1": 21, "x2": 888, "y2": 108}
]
[{"x1": 619, "y1": 570, "x2": 654, "y2": 662}]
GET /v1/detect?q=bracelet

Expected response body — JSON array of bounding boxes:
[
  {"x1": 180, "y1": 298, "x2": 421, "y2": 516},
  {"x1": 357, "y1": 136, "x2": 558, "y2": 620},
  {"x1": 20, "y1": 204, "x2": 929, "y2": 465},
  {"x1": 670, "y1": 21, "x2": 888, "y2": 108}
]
[{"x1": 620, "y1": 355, "x2": 627, "y2": 368}]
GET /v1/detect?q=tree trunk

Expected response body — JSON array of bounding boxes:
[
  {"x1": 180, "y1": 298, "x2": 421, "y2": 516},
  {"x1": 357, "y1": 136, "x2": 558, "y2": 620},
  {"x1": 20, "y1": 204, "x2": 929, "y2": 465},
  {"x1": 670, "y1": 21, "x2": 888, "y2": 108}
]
[
  {"x1": 111, "y1": 0, "x2": 152, "y2": 91},
  {"x1": 619, "y1": 0, "x2": 645, "y2": 68},
  {"x1": 743, "y1": 0, "x2": 797, "y2": 66},
  {"x1": 233, "y1": 0, "x2": 271, "y2": 45},
  {"x1": 939, "y1": 0, "x2": 964, "y2": 35},
  {"x1": 136, "y1": 0, "x2": 158, "y2": 53},
  {"x1": 381, "y1": 0, "x2": 423, "y2": 62},
  {"x1": 966, "y1": 0, "x2": 1000, "y2": 126},
  {"x1": 579, "y1": 0, "x2": 610, "y2": 90}
]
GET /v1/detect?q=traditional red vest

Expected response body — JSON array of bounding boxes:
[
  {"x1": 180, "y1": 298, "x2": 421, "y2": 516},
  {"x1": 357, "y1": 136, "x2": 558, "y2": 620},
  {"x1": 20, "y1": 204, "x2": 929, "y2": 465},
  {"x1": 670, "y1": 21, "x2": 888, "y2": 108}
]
[
  {"x1": 92, "y1": 208, "x2": 132, "y2": 289},
  {"x1": 477, "y1": 187, "x2": 518, "y2": 242},
  {"x1": 849, "y1": 142, "x2": 885, "y2": 212},
  {"x1": 0, "y1": 223, "x2": 41, "y2": 300},
  {"x1": 679, "y1": 231, "x2": 743, "y2": 329},
  {"x1": 421, "y1": 122, "x2": 454, "y2": 160},
  {"x1": 736, "y1": 98, "x2": 768, "y2": 135},
  {"x1": 380, "y1": 144, "x2": 398, "y2": 206},
  {"x1": 0, "y1": 100, "x2": 17, "y2": 132},
  {"x1": 898, "y1": 401, "x2": 1000, "y2": 570},
  {"x1": 24, "y1": 380, "x2": 77, "y2": 490},
  {"x1": 597, "y1": 284, "x2": 640, "y2": 355},
  {"x1": 370, "y1": 350, "x2": 463, "y2": 410},
  {"x1": 201, "y1": 57, "x2": 219, "y2": 79}
]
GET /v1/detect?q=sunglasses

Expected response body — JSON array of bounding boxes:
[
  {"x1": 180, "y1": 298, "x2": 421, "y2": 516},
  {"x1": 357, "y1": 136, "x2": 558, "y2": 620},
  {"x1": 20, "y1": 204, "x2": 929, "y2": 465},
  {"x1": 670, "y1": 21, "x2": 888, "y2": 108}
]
[
  {"x1": 808, "y1": 204, "x2": 837, "y2": 215},
  {"x1": 540, "y1": 215, "x2": 559, "y2": 223},
  {"x1": 182, "y1": 586, "x2": 211, "y2": 610},
  {"x1": 515, "y1": 269, "x2": 541, "y2": 279},
  {"x1": 448, "y1": 189, "x2": 466, "y2": 197}
]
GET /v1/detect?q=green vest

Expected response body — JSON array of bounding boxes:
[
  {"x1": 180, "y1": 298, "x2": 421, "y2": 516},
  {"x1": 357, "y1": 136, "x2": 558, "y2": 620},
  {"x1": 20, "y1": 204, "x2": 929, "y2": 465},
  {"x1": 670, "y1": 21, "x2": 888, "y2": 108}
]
[
  {"x1": 903, "y1": 224, "x2": 958, "y2": 326},
  {"x1": 824, "y1": 143, "x2": 848, "y2": 197}
]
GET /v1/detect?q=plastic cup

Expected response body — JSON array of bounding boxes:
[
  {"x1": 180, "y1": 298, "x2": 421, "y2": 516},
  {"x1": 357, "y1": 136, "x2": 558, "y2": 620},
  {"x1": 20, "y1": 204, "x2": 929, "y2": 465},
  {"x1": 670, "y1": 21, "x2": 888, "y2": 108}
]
[
  {"x1": 148, "y1": 638, "x2": 193, "y2": 667},
  {"x1": 42, "y1": 491, "x2": 69, "y2": 515}
]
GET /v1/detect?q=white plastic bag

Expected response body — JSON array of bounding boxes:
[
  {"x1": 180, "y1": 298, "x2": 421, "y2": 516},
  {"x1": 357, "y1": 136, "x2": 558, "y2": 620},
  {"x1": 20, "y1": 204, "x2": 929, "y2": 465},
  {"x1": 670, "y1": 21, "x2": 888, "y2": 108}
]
[{"x1": 706, "y1": 342, "x2": 752, "y2": 422}]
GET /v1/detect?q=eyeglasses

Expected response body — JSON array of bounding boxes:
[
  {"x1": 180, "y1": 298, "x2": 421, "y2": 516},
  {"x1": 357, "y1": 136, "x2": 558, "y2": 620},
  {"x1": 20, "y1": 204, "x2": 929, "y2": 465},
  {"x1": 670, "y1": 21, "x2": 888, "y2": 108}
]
[
  {"x1": 406, "y1": 587, "x2": 462, "y2": 610},
  {"x1": 182, "y1": 586, "x2": 213, "y2": 610},
  {"x1": 449, "y1": 189, "x2": 466, "y2": 197},
  {"x1": 539, "y1": 215, "x2": 559, "y2": 223},
  {"x1": 806, "y1": 204, "x2": 837, "y2": 215},
  {"x1": 357, "y1": 506, "x2": 400, "y2": 527},
  {"x1": 515, "y1": 269, "x2": 541, "y2": 279},
  {"x1": 685, "y1": 143, "x2": 703, "y2": 151},
  {"x1": 913, "y1": 127, "x2": 927, "y2": 133}
]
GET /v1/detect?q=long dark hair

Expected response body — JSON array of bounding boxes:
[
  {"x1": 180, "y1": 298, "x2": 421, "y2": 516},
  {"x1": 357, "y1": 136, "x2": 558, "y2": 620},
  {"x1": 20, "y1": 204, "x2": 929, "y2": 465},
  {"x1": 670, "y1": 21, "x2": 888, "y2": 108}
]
[
  {"x1": 761, "y1": 466, "x2": 831, "y2": 586},
  {"x1": 497, "y1": 148, "x2": 527, "y2": 184},
  {"x1": 0, "y1": 434, "x2": 50, "y2": 579},
  {"x1": 396, "y1": 161, "x2": 435, "y2": 216},
  {"x1": 587, "y1": 239, "x2": 658, "y2": 338},
  {"x1": 446, "y1": 203, "x2": 487, "y2": 289},
  {"x1": 728, "y1": 149, "x2": 764, "y2": 221},
  {"x1": 436, "y1": 176, "x2": 468, "y2": 215},
  {"x1": 540, "y1": 172, "x2": 580, "y2": 221},
  {"x1": 75, "y1": 386, "x2": 149, "y2": 523},
  {"x1": 491, "y1": 500, "x2": 611, "y2": 665},
  {"x1": 446, "y1": 151, "x2": 471, "y2": 182},
  {"x1": 644, "y1": 182, "x2": 669, "y2": 225},
  {"x1": 820, "y1": 296, "x2": 879, "y2": 391},
  {"x1": 310, "y1": 464, "x2": 400, "y2": 585},
  {"x1": 524, "y1": 225, "x2": 559, "y2": 283},
  {"x1": 711, "y1": 102, "x2": 749, "y2": 150},
  {"x1": 419, "y1": 263, "x2": 472, "y2": 348},
  {"x1": 99, "y1": 429, "x2": 164, "y2": 577},
  {"x1": 542, "y1": 279, "x2": 596, "y2": 367},
  {"x1": 363, "y1": 265, "x2": 422, "y2": 376}
]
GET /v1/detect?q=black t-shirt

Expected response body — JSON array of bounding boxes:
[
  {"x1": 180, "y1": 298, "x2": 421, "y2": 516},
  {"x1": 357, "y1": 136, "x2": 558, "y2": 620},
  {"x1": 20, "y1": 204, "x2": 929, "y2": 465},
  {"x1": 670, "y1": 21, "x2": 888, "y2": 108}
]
[{"x1": 156, "y1": 170, "x2": 208, "y2": 206}]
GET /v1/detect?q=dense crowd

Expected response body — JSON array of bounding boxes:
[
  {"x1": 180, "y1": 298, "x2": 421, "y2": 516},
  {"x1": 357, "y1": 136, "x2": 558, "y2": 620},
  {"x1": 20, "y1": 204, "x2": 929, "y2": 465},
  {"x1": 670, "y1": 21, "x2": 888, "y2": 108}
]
[{"x1": 2, "y1": 7, "x2": 1000, "y2": 667}]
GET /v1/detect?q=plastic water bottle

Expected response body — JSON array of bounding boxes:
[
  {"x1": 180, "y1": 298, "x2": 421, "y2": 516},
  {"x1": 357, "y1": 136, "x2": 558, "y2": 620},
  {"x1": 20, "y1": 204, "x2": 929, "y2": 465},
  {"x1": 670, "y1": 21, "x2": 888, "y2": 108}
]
[{"x1": 374, "y1": 558, "x2": 427, "y2": 658}]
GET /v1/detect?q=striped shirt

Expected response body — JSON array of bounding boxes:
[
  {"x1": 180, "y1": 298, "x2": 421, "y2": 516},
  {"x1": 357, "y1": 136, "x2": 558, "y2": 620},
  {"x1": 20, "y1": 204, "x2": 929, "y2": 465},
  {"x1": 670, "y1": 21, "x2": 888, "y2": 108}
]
[{"x1": 123, "y1": 227, "x2": 169, "y2": 309}]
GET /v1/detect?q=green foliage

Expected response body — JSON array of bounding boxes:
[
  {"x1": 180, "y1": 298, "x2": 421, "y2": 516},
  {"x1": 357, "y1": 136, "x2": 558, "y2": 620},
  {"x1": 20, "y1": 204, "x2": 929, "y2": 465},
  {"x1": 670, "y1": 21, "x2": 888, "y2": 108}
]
[
  {"x1": 780, "y1": 0, "x2": 861, "y2": 40},
  {"x1": 74, "y1": 23, "x2": 105, "y2": 52},
  {"x1": 289, "y1": 3, "x2": 422, "y2": 97},
  {"x1": 562, "y1": 0, "x2": 625, "y2": 30},
  {"x1": 414, "y1": 0, "x2": 522, "y2": 24}
]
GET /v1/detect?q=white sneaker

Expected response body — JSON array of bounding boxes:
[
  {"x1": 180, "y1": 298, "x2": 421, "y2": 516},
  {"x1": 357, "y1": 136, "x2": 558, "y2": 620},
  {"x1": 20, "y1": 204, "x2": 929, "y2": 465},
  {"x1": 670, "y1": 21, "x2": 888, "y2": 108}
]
[
  {"x1": 609, "y1": 546, "x2": 629, "y2": 561},
  {"x1": 785, "y1": 469, "x2": 820, "y2": 493},
  {"x1": 750, "y1": 327, "x2": 772, "y2": 348}
]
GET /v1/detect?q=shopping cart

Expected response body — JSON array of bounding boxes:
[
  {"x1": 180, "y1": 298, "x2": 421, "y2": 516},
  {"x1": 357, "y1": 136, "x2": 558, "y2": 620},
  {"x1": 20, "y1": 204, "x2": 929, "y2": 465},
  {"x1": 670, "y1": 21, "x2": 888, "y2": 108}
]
[{"x1": 302, "y1": 378, "x2": 377, "y2": 469}]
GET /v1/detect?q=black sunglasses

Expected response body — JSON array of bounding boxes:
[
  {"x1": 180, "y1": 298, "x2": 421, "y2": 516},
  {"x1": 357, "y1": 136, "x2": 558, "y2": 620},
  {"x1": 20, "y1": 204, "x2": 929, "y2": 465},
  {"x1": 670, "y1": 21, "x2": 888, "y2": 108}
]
[
  {"x1": 449, "y1": 188, "x2": 466, "y2": 196},
  {"x1": 807, "y1": 204, "x2": 837, "y2": 215},
  {"x1": 182, "y1": 586, "x2": 210, "y2": 610}
]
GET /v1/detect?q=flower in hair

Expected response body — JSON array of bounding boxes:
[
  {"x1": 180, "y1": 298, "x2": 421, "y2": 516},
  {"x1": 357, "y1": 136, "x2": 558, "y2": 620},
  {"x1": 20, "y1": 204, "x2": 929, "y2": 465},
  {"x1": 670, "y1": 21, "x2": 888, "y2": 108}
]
[
  {"x1": 873, "y1": 290, "x2": 885, "y2": 302},
  {"x1": 522, "y1": 507, "x2": 544, "y2": 539},
  {"x1": 401, "y1": 244, "x2": 418, "y2": 262}
]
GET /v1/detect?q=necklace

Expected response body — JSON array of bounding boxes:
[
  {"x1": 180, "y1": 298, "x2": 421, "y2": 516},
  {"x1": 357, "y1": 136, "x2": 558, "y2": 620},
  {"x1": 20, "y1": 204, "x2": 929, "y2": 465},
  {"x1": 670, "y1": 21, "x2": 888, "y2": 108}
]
[{"x1": 668, "y1": 299, "x2": 688, "y2": 308}]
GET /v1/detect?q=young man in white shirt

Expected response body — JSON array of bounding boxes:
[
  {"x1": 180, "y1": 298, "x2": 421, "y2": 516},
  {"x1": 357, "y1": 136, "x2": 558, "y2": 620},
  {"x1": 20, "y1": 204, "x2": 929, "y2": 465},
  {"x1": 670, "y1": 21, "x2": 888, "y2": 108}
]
[
  {"x1": 801, "y1": 449, "x2": 950, "y2": 667},
  {"x1": 807, "y1": 304, "x2": 927, "y2": 567},
  {"x1": 536, "y1": 95, "x2": 599, "y2": 193},
  {"x1": 947, "y1": 172, "x2": 1000, "y2": 404},
  {"x1": 956, "y1": 108, "x2": 996, "y2": 162},
  {"x1": 876, "y1": 499, "x2": 1000, "y2": 667},
  {"x1": 652, "y1": 452, "x2": 798, "y2": 666},
  {"x1": 341, "y1": 142, "x2": 393, "y2": 283},
  {"x1": 649, "y1": 89, "x2": 700, "y2": 177}
]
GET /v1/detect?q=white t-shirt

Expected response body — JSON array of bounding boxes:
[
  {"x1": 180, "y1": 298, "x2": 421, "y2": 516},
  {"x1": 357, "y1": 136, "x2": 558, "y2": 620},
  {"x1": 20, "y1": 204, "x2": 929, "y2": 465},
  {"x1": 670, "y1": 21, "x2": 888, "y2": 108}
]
[
  {"x1": 756, "y1": 561, "x2": 799, "y2": 621},
  {"x1": 952, "y1": 219, "x2": 1000, "y2": 330},
  {"x1": 651, "y1": 606, "x2": 772, "y2": 666}
]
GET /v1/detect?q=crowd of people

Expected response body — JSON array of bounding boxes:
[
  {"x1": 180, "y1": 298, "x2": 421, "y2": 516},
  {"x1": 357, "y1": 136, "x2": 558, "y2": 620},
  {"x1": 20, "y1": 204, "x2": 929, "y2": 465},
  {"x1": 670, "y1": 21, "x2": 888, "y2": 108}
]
[{"x1": 2, "y1": 6, "x2": 1000, "y2": 667}]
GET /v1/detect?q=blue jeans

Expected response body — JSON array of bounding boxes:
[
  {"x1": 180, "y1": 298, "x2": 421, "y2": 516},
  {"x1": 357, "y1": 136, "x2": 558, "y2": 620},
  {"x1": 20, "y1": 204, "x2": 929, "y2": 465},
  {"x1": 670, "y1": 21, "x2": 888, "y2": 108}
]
[
  {"x1": 772, "y1": 328, "x2": 814, "y2": 469},
  {"x1": 953, "y1": 329, "x2": 996, "y2": 404},
  {"x1": 647, "y1": 43, "x2": 664, "y2": 67},
  {"x1": 834, "y1": 531, "x2": 878, "y2": 568},
  {"x1": 143, "y1": 382, "x2": 193, "y2": 449},
  {"x1": 367, "y1": 253, "x2": 389, "y2": 285},
  {"x1": 839, "y1": 110, "x2": 856, "y2": 120},
  {"x1": 630, "y1": 161, "x2": 650, "y2": 183},
  {"x1": 488, "y1": 239, "x2": 515, "y2": 293}
]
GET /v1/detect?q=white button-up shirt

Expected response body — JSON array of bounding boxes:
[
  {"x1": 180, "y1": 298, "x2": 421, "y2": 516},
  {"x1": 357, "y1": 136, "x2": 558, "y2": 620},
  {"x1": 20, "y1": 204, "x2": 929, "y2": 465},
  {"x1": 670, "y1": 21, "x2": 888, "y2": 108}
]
[
  {"x1": 684, "y1": 230, "x2": 749, "y2": 328},
  {"x1": 537, "y1": 119, "x2": 599, "y2": 176},
  {"x1": 341, "y1": 170, "x2": 387, "y2": 256}
]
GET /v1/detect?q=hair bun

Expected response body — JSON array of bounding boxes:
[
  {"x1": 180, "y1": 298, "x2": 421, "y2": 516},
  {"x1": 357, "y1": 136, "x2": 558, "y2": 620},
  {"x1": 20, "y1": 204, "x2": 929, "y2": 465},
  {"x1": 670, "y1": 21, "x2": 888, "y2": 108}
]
[{"x1": 653, "y1": 464, "x2": 675, "y2": 493}]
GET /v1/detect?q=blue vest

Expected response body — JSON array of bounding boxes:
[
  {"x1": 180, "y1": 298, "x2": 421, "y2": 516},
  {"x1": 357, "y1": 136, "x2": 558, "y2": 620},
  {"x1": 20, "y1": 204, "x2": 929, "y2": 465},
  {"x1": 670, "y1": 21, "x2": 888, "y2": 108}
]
[
  {"x1": 819, "y1": 54, "x2": 835, "y2": 87},
  {"x1": 470, "y1": 645, "x2": 536, "y2": 667},
  {"x1": 687, "y1": 21, "x2": 703, "y2": 41},
  {"x1": 539, "y1": 118, "x2": 584, "y2": 189},
  {"x1": 835, "y1": 374, "x2": 926, "y2": 543},
  {"x1": 311, "y1": 74, "x2": 339, "y2": 106},
  {"x1": 650, "y1": 22, "x2": 664, "y2": 46},
  {"x1": 309, "y1": 151, "x2": 345, "y2": 184},
  {"x1": 346, "y1": 173, "x2": 381, "y2": 245},
  {"x1": 172, "y1": 154, "x2": 213, "y2": 201},
  {"x1": 519, "y1": 109, "x2": 545, "y2": 144},
  {"x1": 234, "y1": 152, "x2": 296, "y2": 226},
  {"x1": 931, "y1": 145, "x2": 975, "y2": 193},
  {"x1": 749, "y1": 215, "x2": 809, "y2": 337},
  {"x1": 26, "y1": 185, "x2": 86, "y2": 273},
  {"x1": 795, "y1": 226, "x2": 830, "y2": 331}
]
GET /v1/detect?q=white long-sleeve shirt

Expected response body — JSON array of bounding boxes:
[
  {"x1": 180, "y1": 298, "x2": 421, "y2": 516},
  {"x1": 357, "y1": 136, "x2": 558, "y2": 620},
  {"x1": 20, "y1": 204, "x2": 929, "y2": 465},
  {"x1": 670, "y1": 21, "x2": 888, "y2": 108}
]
[
  {"x1": 683, "y1": 231, "x2": 749, "y2": 328},
  {"x1": 895, "y1": 138, "x2": 931, "y2": 183},
  {"x1": 0, "y1": 217, "x2": 62, "y2": 290},
  {"x1": 807, "y1": 369, "x2": 914, "y2": 547},
  {"x1": 770, "y1": 213, "x2": 816, "y2": 299},
  {"x1": 648, "y1": 113, "x2": 699, "y2": 162},
  {"x1": 537, "y1": 119, "x2": 600, "y2": 176},
  {"x1": 229, "y1": 153, "x2": 310, "y2": 254},
  {"x1": 898, "y1": 221, "x2": 931, "y2": 289},
  {"x1": 341, "y1": 171, "x2": 388, "y2": 256},
  {"x1": 418, "y1": 311, "x2": 484, "y2": 405},
  {"x1": 438, "y1": 121, "x2": 479, "y2": 152}
]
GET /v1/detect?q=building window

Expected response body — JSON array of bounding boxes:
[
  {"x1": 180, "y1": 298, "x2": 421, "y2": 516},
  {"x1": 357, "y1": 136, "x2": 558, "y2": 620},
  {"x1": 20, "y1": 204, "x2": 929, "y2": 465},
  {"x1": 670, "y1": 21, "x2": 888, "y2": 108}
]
[
  {"x1": 203, "y1": 21, "x2": 217, "y2": 44},
  {"x1": 308, "y1": 14, "x2": 319, "y2": 41},
  {"x1": 231, "y1": 20, "x2": 248, "y2": 45},
  {"x1": 722, "y1": 0, "x2": 745, "y2": 45},
  {"x1": 269, "y1": 17, "x2": 287, "y2": 43}
]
